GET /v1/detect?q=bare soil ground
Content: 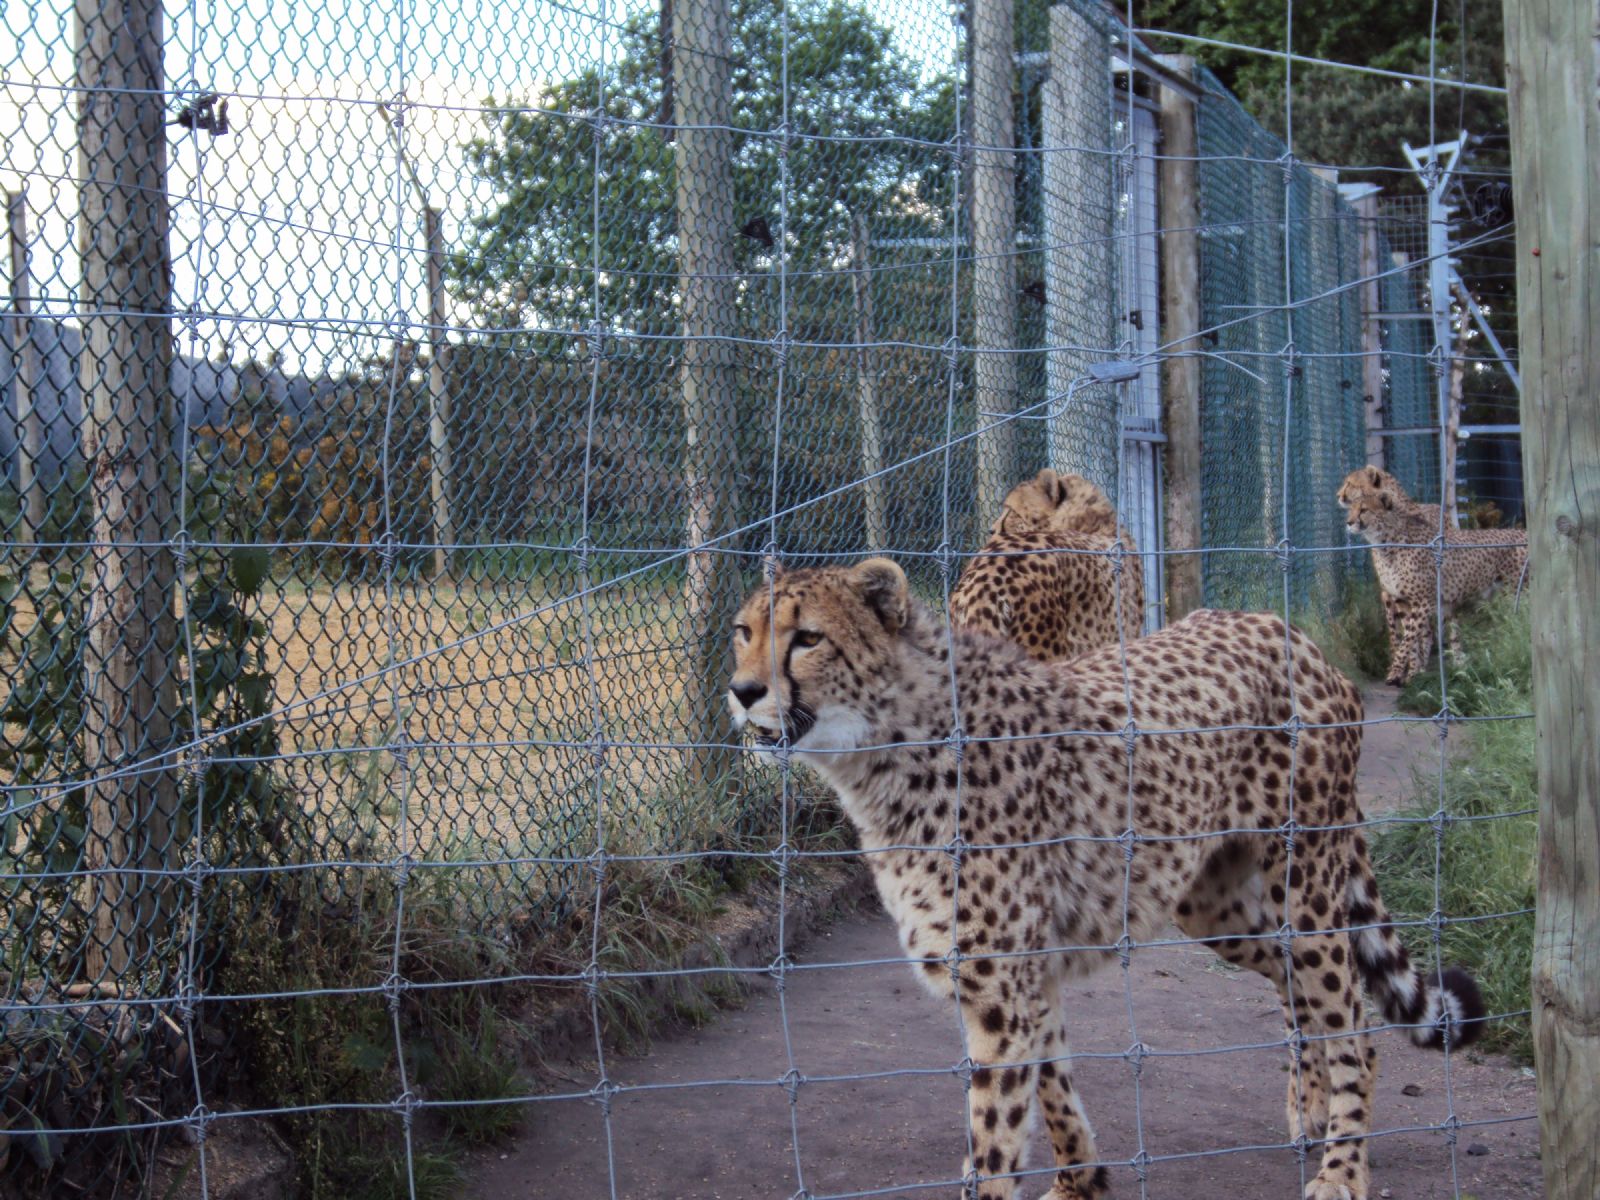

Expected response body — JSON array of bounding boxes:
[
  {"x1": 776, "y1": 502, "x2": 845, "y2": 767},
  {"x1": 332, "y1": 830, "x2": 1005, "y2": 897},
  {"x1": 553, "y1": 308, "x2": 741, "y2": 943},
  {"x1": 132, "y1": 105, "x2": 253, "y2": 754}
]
[{"x1": 461, "y1": 686, "x2": 1536, "y2": 1200}]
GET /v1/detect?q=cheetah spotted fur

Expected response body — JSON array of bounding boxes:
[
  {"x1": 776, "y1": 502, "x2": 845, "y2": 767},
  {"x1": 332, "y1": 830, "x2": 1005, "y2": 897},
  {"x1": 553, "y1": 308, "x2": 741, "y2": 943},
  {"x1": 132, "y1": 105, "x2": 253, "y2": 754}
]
[
  {"x1": 952, "y1": 470, "x2": 1144, "y2": 663},
  {"x1": 1339, "y1": 468, "x2": 1528, "y2": 686},
  {"x1": 727, "y1": 558, "x2": 1484, "y2": 1200}
]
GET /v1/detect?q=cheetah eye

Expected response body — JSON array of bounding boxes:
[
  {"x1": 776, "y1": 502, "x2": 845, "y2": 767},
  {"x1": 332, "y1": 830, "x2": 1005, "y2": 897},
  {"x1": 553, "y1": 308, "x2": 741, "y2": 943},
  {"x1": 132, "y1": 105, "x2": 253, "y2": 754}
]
[
  {"x1": 793, "y1": 630, "x2": 824, "y2": 649},
  {"x1": 733, "y1": 623, "x2": 752, "y2": 644}
]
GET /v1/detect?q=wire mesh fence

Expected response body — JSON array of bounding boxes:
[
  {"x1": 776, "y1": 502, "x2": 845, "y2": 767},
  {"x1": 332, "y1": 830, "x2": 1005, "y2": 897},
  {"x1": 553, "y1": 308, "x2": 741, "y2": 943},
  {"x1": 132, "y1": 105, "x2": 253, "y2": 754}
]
[{"x1": 0, "y1": 0, "x2": 1541, "y2": 1194}]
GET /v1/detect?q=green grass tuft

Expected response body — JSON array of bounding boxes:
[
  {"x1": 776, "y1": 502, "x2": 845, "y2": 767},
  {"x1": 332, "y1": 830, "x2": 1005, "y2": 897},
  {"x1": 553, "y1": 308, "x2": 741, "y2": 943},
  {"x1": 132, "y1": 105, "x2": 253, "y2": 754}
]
[
  {"x1": 1370, "y1": 593, "x2": 1535, "y2": 1062},
  {"x1": 1297, "y1": 578, "x2": 1392, "y2": 684}
]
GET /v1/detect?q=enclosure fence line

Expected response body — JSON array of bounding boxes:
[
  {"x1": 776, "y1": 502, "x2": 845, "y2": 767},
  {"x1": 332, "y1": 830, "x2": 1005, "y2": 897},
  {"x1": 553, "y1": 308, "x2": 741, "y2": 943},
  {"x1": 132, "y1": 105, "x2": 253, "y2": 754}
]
[{"x1": 0, "y1": 0, "x2": 1566, "y2": 1196}]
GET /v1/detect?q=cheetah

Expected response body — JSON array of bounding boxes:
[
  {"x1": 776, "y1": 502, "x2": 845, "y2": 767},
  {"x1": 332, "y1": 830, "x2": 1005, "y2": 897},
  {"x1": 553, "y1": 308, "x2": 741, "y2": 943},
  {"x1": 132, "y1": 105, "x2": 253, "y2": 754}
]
[
  {"x1": 951, "y1": 471, "x2": 1144, "y2": 662},
  {"x1": 1341, "y1": 471, "x2": 1528, "y2": 686},
  {"x1": 728, "y1": 558, "x2": 1483, "y2": 1200}
]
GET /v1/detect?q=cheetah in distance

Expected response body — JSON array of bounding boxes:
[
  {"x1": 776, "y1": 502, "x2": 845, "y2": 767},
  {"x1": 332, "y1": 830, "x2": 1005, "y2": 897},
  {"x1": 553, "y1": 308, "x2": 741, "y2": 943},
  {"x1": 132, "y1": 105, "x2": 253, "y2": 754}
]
[
  {"x1": 728, "y1": 558, "x2": 1483, "y2": 1200},
  {"x1": 1338, "y1": 467, "x2": 1528, "y2": 686},
  {"x1": 951, "y1": 469, "x2": 1144, "y2": 662}
]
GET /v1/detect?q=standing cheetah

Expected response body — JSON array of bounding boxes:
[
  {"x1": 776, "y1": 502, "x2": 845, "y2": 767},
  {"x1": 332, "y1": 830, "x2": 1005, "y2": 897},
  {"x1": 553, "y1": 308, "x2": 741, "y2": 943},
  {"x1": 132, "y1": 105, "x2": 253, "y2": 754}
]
[
  {"x1": 728, "y1": 558, "x2": 1483, "y2": 1200},
  {"x1": 1341, "y1": 471, "x2": 1528, "y2": 685},
  {"x1": 952, "y1": 471, "x2": 1144, "y2": 662}
]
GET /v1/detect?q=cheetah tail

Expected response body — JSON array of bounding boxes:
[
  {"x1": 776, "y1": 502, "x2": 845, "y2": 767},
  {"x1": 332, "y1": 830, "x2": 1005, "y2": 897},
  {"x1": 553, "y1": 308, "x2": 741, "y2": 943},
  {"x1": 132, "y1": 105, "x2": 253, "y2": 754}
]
[{"x1": 1345, "y1": 846, "x2": 1487, "y2": 1050}]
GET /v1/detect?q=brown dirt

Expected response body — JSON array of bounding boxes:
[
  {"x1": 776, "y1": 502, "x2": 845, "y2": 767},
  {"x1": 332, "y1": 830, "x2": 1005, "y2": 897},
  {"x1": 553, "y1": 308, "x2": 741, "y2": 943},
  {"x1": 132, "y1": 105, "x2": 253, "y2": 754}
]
[
  {"x1": 465, "y1": 912, "x2": 1539, "y2": 1200},
  {"x1": 460, "y1": 683, "x2": 1538, "y2": 1200}
]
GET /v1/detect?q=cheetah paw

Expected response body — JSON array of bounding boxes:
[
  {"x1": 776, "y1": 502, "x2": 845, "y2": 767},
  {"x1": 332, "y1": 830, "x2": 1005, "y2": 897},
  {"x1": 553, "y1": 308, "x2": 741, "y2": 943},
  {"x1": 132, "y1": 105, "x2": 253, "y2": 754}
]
[
  {"x1": 1302, "y1": 1179, "x2": 1362, "y2": 1200},
  {"x1": 1035, "y1": 1165, "x2": 1110, "y2": 1199}
]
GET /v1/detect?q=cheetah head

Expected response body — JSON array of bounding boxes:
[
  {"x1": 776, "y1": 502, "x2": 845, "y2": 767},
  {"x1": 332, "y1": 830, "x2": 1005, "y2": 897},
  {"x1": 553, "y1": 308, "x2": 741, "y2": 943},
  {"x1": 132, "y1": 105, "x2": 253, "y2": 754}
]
[
  {"x1": 992, "y1": 468, "x2": 1119, "y2": 539},
  {"x1": 1337, "y1": 466, "x2": 1405, "y2": 513},
  {"x1": 1344, "y1": 487, "x2": 1398, "y2": 538},
  {"x1": 726, "y1": 558, "x2": 910, "y2": 756}
]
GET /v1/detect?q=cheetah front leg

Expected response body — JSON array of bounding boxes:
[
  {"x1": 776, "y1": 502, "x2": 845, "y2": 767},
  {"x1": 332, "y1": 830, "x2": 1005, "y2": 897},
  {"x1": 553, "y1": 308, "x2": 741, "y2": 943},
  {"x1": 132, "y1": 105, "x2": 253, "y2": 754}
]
[
  {"x1": 1033, "y1": 1006, "x2": 1107, "y2": 1200},
  {"x1": 1386, "y1": 601, "x2": 1433, "y2": 687},
  {"x1": 958, "y1": 984, "x2": 1046, "y2": 1200}
]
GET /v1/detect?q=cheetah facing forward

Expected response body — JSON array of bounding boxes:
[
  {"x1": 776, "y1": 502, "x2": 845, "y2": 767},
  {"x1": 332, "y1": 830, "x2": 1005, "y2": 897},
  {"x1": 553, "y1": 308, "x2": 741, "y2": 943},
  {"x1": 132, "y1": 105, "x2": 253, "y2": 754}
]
[
  {"x1": 951, "y1": 470, "x2": 1144, "y2": 662},
  {"x1": 1339, "y1": 469, "x2": 1528, "y2": 685},
  {"x1": 728, "y1": 559, "x2": 1482, "y2": 1200}
]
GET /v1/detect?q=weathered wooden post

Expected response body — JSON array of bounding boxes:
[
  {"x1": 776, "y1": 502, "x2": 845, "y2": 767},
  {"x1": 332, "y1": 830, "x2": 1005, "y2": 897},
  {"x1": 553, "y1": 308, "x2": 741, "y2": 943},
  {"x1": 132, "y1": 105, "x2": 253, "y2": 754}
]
[
  {"x1": 673, "y1": 0, "x2": 741, "y2": 794},
  {"x1": 424, "y1": 205, "x2": 453, "y2": 580},
  {"x1": 75, "y1": 0, "x2": 180, "y2": 979},
  {"x1": 851, "y1": 213, "x2": 888, "y2": 553},
  {"x1": 970, "y1": 0, "x2": 1017, "y2": 522},
  {"x1": 1503, "y1": 1, "x2": 1600, "y2": 1195},
  {"x1": 1156, "y1": 55, "x2": 1202, "y2": 620},
  {"x1": 6, "y1": 190, "x2": 45, "y2": 550}
]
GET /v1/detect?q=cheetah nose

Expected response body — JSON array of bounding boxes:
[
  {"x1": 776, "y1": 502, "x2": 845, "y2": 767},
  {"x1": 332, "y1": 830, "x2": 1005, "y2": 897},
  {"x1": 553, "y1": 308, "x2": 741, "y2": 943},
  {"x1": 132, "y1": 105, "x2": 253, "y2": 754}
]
[{"x1": 730, "y1": 681, "x2": 768, "y2": 710}]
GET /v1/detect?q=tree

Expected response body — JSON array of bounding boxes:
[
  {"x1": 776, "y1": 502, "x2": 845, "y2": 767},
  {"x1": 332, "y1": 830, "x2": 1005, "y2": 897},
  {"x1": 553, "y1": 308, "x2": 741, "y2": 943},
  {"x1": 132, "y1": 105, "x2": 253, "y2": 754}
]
[{"x1": 454, "y1": 0, "x2": 956, "y2": 343}]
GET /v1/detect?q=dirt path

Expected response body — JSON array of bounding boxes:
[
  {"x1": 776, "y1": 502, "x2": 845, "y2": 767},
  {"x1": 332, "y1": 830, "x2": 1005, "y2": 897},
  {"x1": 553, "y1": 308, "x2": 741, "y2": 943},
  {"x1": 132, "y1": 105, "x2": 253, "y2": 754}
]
[{"x1": 465, "y1": 687, "x2": 1536, "y2": 1199}]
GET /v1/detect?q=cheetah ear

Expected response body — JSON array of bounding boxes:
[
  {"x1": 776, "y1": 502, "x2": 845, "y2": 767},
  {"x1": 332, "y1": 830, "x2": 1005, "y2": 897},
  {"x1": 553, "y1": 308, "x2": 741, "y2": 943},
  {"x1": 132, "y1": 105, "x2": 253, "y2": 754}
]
[
  {"x1": 1034, "y1": 467, "x2": 1064, "y2": 507},
  {"x1": 1366, "y1": 467, "x2": 1383, "y2": 487},
  {"x1": 1380, "y1": 491, "x2": 1393, "y2": 509},
  {"x1": 848, "y1": 557, "x2": 910, "y2": 634}
]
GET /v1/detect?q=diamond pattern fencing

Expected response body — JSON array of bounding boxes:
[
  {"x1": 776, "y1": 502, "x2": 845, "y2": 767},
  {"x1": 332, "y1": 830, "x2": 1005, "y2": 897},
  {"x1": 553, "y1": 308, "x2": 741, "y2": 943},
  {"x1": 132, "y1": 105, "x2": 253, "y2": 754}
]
[
  {"x1": 1192, "y1": 65, "x2": 1371, "y2": 615},
  {"x1": 0, "y1": 0, "x2": 1487, "y2": 1194}
]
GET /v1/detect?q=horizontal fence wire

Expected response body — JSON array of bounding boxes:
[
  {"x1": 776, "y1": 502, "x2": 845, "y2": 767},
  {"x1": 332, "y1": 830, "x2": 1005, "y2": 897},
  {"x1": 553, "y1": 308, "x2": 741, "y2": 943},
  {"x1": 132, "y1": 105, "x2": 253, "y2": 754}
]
[{"x1": 0, "y1": 0, "x2": 1536, "y2": 1195}]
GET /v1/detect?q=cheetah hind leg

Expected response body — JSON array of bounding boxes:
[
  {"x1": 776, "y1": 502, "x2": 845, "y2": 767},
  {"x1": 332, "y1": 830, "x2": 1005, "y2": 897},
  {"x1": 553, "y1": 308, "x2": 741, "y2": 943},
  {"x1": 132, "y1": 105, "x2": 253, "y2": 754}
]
[{"x1": 1032, "y1": 1007, "x2": 1108, "y2": 1200}]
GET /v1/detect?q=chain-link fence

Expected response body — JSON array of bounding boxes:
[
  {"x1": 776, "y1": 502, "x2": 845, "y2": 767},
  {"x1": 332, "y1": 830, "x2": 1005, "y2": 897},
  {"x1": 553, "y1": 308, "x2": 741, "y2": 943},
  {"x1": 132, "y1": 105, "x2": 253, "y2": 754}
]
[{"x1": 0, "y1": 0, "x2": 1540, "y2": 1194}]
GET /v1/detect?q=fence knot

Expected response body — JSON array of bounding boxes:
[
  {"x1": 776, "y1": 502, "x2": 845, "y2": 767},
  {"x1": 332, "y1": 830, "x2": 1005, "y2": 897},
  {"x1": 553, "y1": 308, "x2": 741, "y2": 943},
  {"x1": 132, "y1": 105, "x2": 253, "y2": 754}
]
[
  {"x1": 942, "y1": 941, "x2": 965, "y2": 981},
  {"x1": 941, "y1": 335, "x2": 961, "y2": 376},
  {"x1": 1274, "y1": 920, "x2": 1297, "y2": 958},
  {"x1": 778, "y1": 1065, "x2": 804, "y2": 1102},
  {"x1": 182, "y1": 852, "x2": 212, "y2": 895},
  {"x1": 1130, "y1": 1147, "x2": 1153, "y2": 1184},
  {"x1": 1275, "y1": 536, "x2": 1295, "y2": 575},
  {"x1": 767, "y1": 953, "x2": 794, "y2": 992},
  {"x1": 169, "y1": 529, "x2": 192, "y2": 569},
  {"x1": 770, "y1": 328, "x2": 791, "y2": 370},
  {"x1": 761, "y1": 543, "x2": 782, "y2": 582},
  {"x1": 951, "y1": 1054, "x2": 977, "y2": 1084},
  {"x1": 381, "y1": 971, "x2": 409, "y2": 1013},
  {"x1": 588, "y1": 104, "x2": 610, "y2": 135},
  {"x1": 1281, "y1": 341, "x2": 1301, "y2": 379},
  {"x1": 934, "y1": 540, "x2": 958, "y2": 587},
  {"x1": 1116, "y1": 825, "x2": 1138, "y2": 867},
  {"x1": 1425, "y1": 906, "x2": 1447, "y2": 950},
  {"x1": 185, "y1": 1103, "x2": 214, "y2": 1144},
  {"x1": 1439, "y1": 1112, "x2": 1461, "y2": 1147},
  {"x1": 589, "y1": 1077, "x2": 618, "y2": 1117},
  {"x1": 1277, "y1": 150, "x2": 1297, "y2": 184},
  {"x1": 392, "y1": 1089, "x2": 419, "y2": 1129},
  {"x1": 390, "y1": 851, "x2": 414, "y2": 890},
  {"x1": 943, "y1": 832, "x2": 969, "y2": 864},
  {"x1": 174, "y1": 981, "x2": 204, "y2": 1025},
  {"x1": 945, "y1": 725, "x2": 967, "y2": 765},
  {"x1": 377, "y1": 529, "x2": 399, "y2": 572},
  {"x1": 1114, "y1": 931, "x2": 1135, "y2": 970},
  {"x1": 1429, "y1": 531, "x2": 1448, "y2": 570},
  {"x1": 1119, "y1": 718, "x2": 1139, "y2": 759},
  {"x1": 1282, "y1": 713, "x2": 1303, "y2": 751},
  {"x1": 384, "y1": 97, "x2": 410, "y2": 128},
  {"x1": 572, "y1": 533, "x2": 594, "y2": 572},
  {"x1": 1109, "y1": 538, "x2": 1125, "y2": 579}
]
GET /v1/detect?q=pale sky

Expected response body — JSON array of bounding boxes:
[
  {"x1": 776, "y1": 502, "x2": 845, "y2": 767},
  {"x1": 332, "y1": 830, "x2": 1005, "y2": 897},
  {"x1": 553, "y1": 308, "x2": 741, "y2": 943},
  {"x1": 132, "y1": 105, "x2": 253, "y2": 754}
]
[{"x1": 2, "y1": 0, "x2": 955, "y2": 375}]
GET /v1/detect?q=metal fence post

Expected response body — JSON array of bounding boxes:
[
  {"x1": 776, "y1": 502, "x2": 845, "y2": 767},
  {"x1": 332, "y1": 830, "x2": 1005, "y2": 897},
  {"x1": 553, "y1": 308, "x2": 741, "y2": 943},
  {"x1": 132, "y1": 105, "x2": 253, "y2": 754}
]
[
  {"x1": 74, "y1": 0, "x2": 180, "y2": 980},
  {"x1": 1504, "y1": 0, "x2": 1600, "y2": 1194},
  {"x1": 1353, "y1": 191, "x2": 1386, "y2": 468}
]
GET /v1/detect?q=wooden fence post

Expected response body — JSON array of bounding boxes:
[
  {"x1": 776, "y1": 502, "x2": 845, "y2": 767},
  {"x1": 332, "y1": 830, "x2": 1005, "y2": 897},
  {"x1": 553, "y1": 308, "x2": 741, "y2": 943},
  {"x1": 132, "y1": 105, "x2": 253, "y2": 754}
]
[
  {"x1": 1156, "y1": 55, "x2": 1202, "y2": 620},
  {"x1": 75, "y1": 0, "x2": 180, "y2": 980},
  {"x1": 673, "y1": 0, "x2": 741, "y2": 795},
  {"x1": 970, "y1": 0, "x2": 1017, "y2": 523},
  {"x1": 1353, "y1": 192, "x2": 1386, "y2": 468},
  {"x1": 851, "y1": 214, "x2": 888, "y2": 553},
  {"x1": 424, "y1": 206, "x2": 453, "y2": 579},
  {"x1": 1503, "y1": 1, "x2": 1600, "y2": 1195},
  {"x1": 7, "y1": 190, "x2": 45, "y2": 550}
]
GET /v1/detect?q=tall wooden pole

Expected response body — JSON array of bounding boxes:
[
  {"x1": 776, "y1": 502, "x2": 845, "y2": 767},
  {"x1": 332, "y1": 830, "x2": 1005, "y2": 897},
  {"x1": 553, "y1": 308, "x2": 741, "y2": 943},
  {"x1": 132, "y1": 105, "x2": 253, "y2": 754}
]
[
  {"x1": 970, "y1": 0, "x2": 1017, "y2": 522},
  {"x1": 75, "y1": 0, "x2": 180, "y2": 980},
  {"x1": 424, "y1": 206, "x2": 453, "y2": 579},
  {"x1": 1156, "y1": 55, "x2": 1202, "y2": 620},
  {"x1": 673, "y1": 0, "x2": 740, "y2": 794},
  {"x1": 1503, "y1": 1, "x2": 1600, "y2": 1196},
  {"x1": 851, "y1": 213, "x2": 887, "y2": 553},
  {"x1": 7, "y1": 191, "x2": 45, "y2": 549}
]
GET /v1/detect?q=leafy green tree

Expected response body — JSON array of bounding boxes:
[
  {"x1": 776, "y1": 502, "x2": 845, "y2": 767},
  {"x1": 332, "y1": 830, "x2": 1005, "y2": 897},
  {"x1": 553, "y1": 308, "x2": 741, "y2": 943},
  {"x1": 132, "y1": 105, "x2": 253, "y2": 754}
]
[{"x1": 453, "y1": 0, "x2": 956, "y2": 342}]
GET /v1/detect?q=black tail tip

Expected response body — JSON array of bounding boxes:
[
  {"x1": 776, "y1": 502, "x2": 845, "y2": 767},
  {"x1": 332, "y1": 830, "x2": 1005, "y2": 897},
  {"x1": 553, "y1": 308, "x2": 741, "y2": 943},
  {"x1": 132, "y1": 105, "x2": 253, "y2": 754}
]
[{"x1": 1440, "y1": 964, "x2": 1487, "y2": 1049}]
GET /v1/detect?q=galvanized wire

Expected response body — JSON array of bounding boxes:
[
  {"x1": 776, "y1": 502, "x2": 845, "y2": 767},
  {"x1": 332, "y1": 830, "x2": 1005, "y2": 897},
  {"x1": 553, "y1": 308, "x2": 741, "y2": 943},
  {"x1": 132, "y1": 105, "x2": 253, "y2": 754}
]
[{"x1": 0, "y1": 0, "x2": 1537, "y2": 1196}]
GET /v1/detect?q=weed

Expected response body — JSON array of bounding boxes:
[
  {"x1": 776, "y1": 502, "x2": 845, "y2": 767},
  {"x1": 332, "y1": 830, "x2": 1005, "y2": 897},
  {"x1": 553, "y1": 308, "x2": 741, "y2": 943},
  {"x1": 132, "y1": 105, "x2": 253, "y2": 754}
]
[{"x1": 1297, "y1": 577, "x2": 1391, "y2": 684}]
